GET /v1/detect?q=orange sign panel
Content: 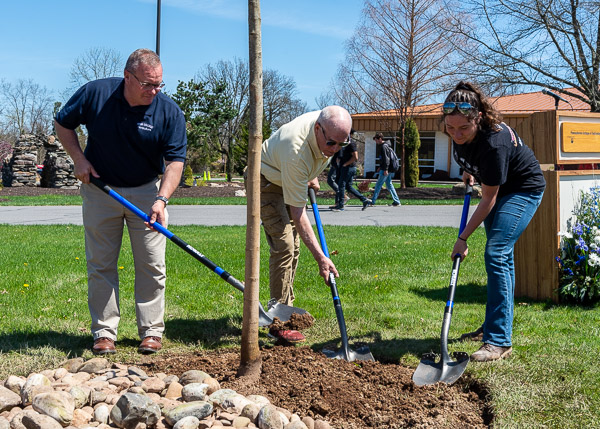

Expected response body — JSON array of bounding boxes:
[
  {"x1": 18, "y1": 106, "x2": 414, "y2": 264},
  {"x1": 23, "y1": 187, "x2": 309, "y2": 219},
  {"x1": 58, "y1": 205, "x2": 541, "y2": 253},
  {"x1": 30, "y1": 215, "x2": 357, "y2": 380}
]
[{"x1": 562, "y1": 123, "x2": 600, "y2": 153}]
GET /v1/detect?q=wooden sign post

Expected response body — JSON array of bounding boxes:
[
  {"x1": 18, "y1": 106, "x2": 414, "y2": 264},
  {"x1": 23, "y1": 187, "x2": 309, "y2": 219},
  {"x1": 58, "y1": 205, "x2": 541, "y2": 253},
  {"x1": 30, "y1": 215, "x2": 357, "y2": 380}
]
[{"x1": 514, "y1": 111, "x2": 600, "y2": 302}]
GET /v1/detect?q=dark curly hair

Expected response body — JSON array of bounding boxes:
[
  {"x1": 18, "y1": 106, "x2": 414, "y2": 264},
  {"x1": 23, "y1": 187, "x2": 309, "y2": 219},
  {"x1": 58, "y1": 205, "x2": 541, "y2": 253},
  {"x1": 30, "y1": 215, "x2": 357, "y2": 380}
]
[{"x1": 442, "y1": 81, "x2": 502, "y2": 130}]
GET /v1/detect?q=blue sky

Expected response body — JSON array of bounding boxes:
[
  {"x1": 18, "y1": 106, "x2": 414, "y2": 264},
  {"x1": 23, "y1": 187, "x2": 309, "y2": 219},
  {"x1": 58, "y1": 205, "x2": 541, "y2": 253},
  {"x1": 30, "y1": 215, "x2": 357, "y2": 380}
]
[{"x1": 1, "y1": 0, "x2": 364, "y2": 109}]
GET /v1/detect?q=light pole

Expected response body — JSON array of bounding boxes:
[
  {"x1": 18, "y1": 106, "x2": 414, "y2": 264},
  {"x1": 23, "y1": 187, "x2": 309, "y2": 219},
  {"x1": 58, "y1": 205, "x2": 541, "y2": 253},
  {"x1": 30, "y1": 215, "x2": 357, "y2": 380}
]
[{"x1": 156, "y1": 0, "x2": 161, "y2": 56}]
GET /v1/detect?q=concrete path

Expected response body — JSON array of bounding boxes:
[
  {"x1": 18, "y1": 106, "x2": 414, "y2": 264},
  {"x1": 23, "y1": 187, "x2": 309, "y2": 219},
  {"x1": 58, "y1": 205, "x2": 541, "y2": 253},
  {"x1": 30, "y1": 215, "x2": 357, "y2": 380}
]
[{"x1": 0, "y1": 204, "x2": 468, "y2": 227}]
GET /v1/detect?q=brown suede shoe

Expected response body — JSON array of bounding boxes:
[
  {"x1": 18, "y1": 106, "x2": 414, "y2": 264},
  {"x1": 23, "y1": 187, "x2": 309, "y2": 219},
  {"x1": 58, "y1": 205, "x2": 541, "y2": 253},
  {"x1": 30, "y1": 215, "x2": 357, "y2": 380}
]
[
  {"x1": 470, "y1": 343, "x2": 512, "y2": 362},
  {"x1": 138, "y1": 336, "x2": 162, "y2": 354},
  {"x1": 460, "y1": 325, "x2": 484, "y2": 342},
  {"x1": 92, "y1": 337, "x2": 116, "y2": 355}
]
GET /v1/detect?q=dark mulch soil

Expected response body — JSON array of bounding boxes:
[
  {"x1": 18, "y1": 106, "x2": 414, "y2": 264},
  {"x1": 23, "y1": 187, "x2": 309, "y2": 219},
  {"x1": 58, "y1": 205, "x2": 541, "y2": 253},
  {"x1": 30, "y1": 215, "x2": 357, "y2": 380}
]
[{"x1": 130, "y1": 346, "x2": 491, "y2": 429}]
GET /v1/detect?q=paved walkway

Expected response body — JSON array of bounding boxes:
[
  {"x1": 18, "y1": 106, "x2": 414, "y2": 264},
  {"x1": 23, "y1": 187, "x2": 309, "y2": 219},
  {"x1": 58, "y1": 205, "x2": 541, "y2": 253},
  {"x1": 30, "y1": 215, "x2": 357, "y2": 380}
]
[{"x1": 0, "y1": 204, "x2": 469, "y2": 227}]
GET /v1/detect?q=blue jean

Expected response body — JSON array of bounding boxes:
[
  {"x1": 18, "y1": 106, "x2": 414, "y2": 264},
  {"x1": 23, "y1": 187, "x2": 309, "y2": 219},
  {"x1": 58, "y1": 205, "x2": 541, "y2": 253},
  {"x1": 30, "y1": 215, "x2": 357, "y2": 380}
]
[
  {"x1": 482, "y1": 190, "x2": 544, "y2": 347},
  {"x1": 327, "y1": 166, "x2": 340, "y2": 205},
  {"x1": 371, "y1": 171, "x2": 400, "y2": 205},
  {"x1": 337, "y1": 166, "x2": 368, "y2": 206}
]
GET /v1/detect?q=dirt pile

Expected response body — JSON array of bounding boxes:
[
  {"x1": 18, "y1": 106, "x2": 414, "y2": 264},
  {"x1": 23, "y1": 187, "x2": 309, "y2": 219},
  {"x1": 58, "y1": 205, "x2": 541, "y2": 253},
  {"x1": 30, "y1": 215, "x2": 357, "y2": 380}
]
[{"x1": 136, "y1": 346, "x2": 491, "y2": 428}]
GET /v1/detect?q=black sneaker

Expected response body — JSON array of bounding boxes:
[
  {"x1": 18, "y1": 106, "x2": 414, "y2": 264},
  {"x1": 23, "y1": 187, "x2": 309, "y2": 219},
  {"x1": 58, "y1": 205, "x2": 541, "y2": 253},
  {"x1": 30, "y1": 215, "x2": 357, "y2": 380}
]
[
  {"x1": 392, "y1": 202, "x2": 401, "y2": 207},
  {"x1": 331, "y1": 206, "x2": 344, "y2": 211},
  {"x1": 362, "y1": 199, "x2": 372, "y2": 211}
]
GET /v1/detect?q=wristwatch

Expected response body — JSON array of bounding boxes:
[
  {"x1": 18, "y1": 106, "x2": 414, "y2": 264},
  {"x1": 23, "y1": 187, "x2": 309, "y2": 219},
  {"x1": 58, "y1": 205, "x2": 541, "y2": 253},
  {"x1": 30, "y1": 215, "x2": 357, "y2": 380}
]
[{"x1": 155, "y1": 195, "x2": 169, "y2": 206}]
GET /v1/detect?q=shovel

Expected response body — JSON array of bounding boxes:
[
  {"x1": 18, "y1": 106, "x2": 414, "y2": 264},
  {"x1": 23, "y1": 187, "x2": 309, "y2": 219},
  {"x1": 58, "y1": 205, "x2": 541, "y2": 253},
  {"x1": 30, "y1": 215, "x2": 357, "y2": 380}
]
[
  {"x1": 412, "y1": 184, "x2": 472, "y2": 386},
  {"x1": 90, "y1": 177, "x2": 309, "y2": 327},
  {"x1": 308, "y1": 188, "x2": 374, "y2": 362}
]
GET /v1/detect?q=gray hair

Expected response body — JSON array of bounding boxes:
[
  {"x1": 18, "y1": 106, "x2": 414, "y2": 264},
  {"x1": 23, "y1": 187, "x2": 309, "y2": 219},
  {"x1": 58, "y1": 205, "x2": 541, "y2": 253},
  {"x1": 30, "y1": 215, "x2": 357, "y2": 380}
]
[{"x1": 125, "y1": 49, "x2": 161, "y2": 72}]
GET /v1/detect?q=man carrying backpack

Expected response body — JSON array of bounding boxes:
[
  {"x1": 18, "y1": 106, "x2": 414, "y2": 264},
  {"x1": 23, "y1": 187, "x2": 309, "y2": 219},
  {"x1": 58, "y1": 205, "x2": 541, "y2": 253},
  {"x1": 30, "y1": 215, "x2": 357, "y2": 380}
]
[{"x1": 370, "y1": 133, "x2": 401, "y2": 206}]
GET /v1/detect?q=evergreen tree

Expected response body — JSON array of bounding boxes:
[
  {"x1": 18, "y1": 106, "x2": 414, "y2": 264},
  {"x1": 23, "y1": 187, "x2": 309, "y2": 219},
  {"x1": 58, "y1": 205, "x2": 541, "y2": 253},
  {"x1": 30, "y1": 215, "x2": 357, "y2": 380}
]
[
  {"x1": 169, "y1": 79, "x2": 237, "y2": 174},
  {"x1": 403, "y1": 118, "x2": 420, "y2": 187}
]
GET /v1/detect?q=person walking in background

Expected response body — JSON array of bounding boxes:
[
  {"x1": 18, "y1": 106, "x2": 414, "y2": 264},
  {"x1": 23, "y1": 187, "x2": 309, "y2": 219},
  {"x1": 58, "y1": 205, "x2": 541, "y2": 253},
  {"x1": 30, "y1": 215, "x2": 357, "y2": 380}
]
[
  {"x1": 370, "y1": 132, "x2": 401, "y2": 207},
  {"x1": 260, "y1": 106, "x2": 351, "y2": 343},
  {"x1": 332, "y1": 130, "x2": 372, "y2": 211},
  {"x1": 327, "y1": 150, "x2": 342, "y2": 209},
  {"x1": 444, "y1": 81, "x2": 545, "y2": 362},
  {"x1": 55, "y1": 49, "x2": 187, "y2": 355}
]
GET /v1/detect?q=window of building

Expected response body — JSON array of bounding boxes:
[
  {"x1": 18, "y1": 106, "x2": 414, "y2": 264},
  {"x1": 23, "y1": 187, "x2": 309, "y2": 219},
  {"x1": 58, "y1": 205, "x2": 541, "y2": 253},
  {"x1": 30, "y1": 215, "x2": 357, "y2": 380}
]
[{"x1": 418, "y1": 132, "x2": 435, "y2": 179}]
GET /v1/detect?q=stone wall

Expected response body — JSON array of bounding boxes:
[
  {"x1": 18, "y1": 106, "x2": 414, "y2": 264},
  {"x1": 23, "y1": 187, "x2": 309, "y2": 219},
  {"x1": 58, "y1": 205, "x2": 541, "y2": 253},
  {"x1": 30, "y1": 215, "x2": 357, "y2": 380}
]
[
  {"x1": 40, "y1": 136, "x2": 79, "y2": 189},
  {"x1": 2, "y1": 134, "x2": 40, "y2": 187},
  {"x1": 2, "y1": 134, "x2": 79, "y2": 189}
]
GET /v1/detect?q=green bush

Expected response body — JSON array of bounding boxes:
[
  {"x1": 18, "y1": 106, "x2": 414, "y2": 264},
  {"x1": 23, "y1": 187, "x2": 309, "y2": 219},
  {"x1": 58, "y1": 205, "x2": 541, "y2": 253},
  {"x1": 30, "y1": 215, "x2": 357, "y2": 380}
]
[
  {"x1": 403, "y1": 118, "x2": 420, "y2": 187},
  {"x1": 183, "y1": 165, "x2": 194, "y2": 187}
]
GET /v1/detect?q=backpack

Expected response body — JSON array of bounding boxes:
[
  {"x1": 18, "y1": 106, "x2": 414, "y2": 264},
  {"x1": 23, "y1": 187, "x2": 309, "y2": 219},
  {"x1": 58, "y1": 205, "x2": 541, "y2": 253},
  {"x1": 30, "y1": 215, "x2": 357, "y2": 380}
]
[{"x1": 385, "y1": 145, "x2": 400, "y2": 173}]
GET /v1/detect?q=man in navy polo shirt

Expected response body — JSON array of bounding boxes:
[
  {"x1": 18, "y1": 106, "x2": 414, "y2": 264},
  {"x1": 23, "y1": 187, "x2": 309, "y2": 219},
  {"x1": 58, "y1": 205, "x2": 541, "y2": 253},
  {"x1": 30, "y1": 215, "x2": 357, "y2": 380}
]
[{"x1": 55, "y1": 48, "x2": 187, "y2": 355}]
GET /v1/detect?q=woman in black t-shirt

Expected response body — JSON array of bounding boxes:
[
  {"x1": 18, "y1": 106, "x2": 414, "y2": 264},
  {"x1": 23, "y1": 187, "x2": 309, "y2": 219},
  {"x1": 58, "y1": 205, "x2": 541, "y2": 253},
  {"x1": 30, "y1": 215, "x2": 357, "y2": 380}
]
[{"x1": 443, "y1": 81, "x2": 545, "y2": 362}]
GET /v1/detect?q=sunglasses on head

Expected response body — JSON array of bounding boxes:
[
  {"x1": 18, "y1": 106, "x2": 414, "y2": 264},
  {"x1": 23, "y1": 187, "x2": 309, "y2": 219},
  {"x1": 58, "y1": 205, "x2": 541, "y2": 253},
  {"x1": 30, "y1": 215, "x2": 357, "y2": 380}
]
[{"x1": 442, "y1": 102, "x2": 476, "y2": 115}]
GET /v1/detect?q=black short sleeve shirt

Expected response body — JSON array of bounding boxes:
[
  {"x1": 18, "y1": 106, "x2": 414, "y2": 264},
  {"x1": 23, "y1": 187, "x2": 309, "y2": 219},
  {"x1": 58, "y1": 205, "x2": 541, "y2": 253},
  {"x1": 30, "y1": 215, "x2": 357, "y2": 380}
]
[
  {"x1": 453, "y1": 123, "x2": 545, "y2": 197},
  {"x1": 339, "y1": 141, "x2": 358, "y2": 167}
]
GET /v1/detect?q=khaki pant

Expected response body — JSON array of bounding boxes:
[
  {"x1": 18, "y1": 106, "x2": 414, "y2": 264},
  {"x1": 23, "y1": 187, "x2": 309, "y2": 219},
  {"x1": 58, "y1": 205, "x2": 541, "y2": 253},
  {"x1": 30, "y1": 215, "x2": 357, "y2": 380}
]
[
  {"x1": 81, "y1": 180, "x2": 167, "y2": 341},
  {"x1": 260, "y1": 175, "x2": 300, "y2": 306}
]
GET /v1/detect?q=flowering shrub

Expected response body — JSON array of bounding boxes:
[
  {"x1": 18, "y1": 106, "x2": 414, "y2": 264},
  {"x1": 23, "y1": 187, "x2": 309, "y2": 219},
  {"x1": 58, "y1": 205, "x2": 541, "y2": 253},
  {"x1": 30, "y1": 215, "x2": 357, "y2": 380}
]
[
  {"x1": 0, "y1": 141, "x2": 13, "y2": 170},
  {"x1": 556, "y1": 186, "x2": 600, "y2": 304},
  {"x1": 357, "y1": 180, "x2": 371, "y2": 193}
]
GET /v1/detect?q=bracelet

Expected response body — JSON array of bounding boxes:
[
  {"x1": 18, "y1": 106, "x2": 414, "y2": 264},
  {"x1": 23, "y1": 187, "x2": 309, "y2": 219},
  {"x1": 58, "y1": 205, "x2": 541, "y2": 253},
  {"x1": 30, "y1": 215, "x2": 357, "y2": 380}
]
[{"x1": 457, "y1": 236, "x2": 467, "y2": 243}]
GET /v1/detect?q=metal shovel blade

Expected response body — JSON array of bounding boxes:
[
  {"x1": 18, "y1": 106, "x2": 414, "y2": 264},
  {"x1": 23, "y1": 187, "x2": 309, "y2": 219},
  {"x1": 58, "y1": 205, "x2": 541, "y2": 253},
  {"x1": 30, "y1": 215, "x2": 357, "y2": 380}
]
[
  {"x1": 323, "y1": 345, "x2": 375, "y2": 362},
  {"x1": 259, "y1": 302, "x2": 309, "y2": 327},
  {"x1": 412, "y1": 186, "x2": 473, "y2": 386},
  {"x1": 412, "y1": 351, "x2": 469, "y2": 386},
  {"x1": 307, "y1": 188, "x2": 375, "y2": 363}
]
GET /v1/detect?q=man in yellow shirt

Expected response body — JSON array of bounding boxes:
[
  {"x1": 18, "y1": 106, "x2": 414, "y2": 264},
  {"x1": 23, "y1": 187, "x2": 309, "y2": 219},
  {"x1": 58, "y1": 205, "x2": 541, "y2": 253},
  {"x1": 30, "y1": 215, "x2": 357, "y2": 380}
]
[{"x1": 260, "y1": 106, "x2": 352, "y2": 343}]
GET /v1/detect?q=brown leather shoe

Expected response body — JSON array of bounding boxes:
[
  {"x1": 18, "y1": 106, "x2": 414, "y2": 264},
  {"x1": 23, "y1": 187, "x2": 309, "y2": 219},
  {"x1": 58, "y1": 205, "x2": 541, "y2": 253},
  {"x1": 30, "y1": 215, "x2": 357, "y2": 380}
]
[
  {"x1": 92, "y1": 337, "x2": 116, "y2": 355},
  {"x1": 138, "y1": 336, "x2": 162, "y2": 354}
]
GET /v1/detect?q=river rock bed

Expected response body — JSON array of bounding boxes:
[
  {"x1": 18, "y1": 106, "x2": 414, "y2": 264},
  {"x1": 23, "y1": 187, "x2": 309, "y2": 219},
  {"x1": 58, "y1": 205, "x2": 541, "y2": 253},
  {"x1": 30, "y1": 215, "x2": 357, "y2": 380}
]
[{"x1": 0, "y1": 356, "x2": 330, "y2": 429}]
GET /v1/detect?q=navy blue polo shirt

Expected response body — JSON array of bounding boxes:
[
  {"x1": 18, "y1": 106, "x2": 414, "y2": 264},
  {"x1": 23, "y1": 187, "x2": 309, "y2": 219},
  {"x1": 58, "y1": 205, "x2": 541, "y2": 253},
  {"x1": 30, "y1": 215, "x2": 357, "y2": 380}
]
[{"x1": 55, "y1": 77, "x2": 187, "y2": 187}]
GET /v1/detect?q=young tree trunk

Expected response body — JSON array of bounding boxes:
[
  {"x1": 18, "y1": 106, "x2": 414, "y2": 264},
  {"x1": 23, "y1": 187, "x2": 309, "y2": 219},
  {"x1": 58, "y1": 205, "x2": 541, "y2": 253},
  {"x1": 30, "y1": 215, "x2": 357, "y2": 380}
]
[
  {"x1": 226, "y1": 137, "x2": 234, "y2": 182},
  {"x1": 238, "y1": 0, "x2": 263, "y2": 378}
]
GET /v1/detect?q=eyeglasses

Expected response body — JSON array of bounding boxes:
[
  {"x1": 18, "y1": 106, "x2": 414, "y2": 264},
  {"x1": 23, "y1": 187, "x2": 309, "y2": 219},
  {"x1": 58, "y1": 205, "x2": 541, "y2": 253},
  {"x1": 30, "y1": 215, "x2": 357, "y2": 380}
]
[
  {"x1": 442, "y1": 102, "x2": 476, "y2": 115},
  {"x1": 128, "y1": 71, "x2": 165, "y2": 91},
  {"x1": 319, "y1": 123, "x2": 350, "y2": 147}
]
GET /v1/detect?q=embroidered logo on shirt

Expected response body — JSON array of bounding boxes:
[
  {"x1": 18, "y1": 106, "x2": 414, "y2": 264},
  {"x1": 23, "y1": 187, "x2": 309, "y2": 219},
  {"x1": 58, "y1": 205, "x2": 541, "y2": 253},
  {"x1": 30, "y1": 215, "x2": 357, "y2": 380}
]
[{"x1": 138, "y1": 122, "x2": 154, "y2": 132}]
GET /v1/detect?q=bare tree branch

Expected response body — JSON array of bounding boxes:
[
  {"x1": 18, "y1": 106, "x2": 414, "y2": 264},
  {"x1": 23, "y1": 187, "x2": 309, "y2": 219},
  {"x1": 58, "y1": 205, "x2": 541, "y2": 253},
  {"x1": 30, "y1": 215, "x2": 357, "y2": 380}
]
[
  {"x1": 63, "y1": 47, "x2": 124, "y2": 100},
  {"x1": 0, "y1": 79, "x2": 54, "y2": 138},
  {"x1": 444, "y1": 0, "x2": 600, "y2": 110},
  {"x1": 329, "y1": 0, "x2": 465, "y2": 186}
]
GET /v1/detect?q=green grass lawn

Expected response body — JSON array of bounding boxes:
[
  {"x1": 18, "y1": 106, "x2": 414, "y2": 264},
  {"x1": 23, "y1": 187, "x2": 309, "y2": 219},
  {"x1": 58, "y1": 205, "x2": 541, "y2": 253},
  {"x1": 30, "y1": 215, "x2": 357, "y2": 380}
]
[{"x1": 0, "y1": 224, "x2": 598, "y2": 427}]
